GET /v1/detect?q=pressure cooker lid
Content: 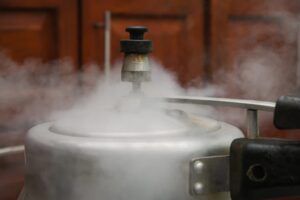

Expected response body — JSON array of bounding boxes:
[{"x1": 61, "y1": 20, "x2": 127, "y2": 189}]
[{"x1": 50, "y1": 108, "x2": 221, "y2": 138}]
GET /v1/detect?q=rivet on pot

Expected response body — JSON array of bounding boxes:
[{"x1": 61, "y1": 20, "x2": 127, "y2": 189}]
[
  {"x1": 193, "y1": 182, "x2": 203, "y2": 194},
  {"x1": 193, "y1": 160, "x2": 204, "y2": 174}
]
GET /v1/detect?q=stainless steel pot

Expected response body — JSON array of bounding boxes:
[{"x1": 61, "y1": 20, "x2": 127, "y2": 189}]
[
  {"x1": 21, "y1": 111, "x2": 243, "y2": 200},
  {"x1": 19, "y1": 26, "x2": 247, "y2": 200}
]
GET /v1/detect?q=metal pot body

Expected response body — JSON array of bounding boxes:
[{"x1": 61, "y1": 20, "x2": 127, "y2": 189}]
[{"x1": 23, "y1": 119, "x2": 243, "y2": 200}]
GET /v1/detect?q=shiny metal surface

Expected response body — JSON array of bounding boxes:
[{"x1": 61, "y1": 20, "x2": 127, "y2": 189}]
[
  {"x1": 165, "y1": 96, "x2": 275, "y2": 139},
  {"x1": 104, "y1": 11, "x2": 111, "y2": 80},
  {"x1": 122, "y1": 54, "x2": 151, "y2": 84},
  {"x1": 165, "y1": 96, "x2": 275, "y2": 112},
  {"x1": 246, "y1": 109, "x2": 259, "y2": 138},
  {"x1": 190, "y1": 155, "x2": 230, "y2": 195},
  {"x1": 22, "y1": 115, "x2": 243, "y2": 200},
  {"x1": 0, "y1": 145, "x2": 24, "y2": 157},
  {"x1": 121, "y1": 26, "x2": 152, "y2": 92},
  {"x1": 50, "y1": 112, "x2": 218, "y2": 138}
]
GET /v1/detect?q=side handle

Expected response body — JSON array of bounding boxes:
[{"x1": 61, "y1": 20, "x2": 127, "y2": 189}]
[
  {"x1": 230, "y1": 138, "x2": 300, "y2": 200},
  {"x1": 274, "y1": 95, "x2": 300, "y2": 129}
]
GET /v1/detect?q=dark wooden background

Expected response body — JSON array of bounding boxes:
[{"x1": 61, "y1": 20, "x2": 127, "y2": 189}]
[{"x1": 1, "y1": 0, "x2": 300, "y2": 199}]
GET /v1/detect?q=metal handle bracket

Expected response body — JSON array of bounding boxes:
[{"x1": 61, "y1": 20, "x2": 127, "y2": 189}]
[{"x1": 190, "y1": 155, "x2": 229, "y2": 196}]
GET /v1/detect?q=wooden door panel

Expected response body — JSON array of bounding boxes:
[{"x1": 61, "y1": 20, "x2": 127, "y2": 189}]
[
  {"x1": 211, "y1": 0, "x2": 300, "y2": 139},
  {"x1": 0, "y1": 1, "x2": 78, "y2": 200},
  {"x1": 0, "y1": 0, "x2": 78, "y2": 130},
  {"x1": 0, "y1": 11, "x2": 57, "y2": 61},
  {"x1": 229, "y1": 0, "x2": 300, "y2": 16},
  {"x1": 83, "y1": 0, "x2": 204, "y2": 85},
  {"x1": 225, "y1": 18, "x2": 297, "y2": 85},
  {"x1": 0, "y1": 0, "x2": 78, "y2": 65},
  {"x1": 211, "y1": 0, "x2": 299, "y2": 82},
  {"x1": 211, "y1": 0, "x2": 299, "y2": 98}
]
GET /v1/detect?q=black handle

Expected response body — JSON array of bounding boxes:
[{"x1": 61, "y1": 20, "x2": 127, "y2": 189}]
[
  {"x1": 274, "y1": 95, "x2": 300, "y2": 129},
  {"x1": 120, "y1": 26, "x2": 152, "y2": 54},
  {"x1": 230, "y1": 96, "x2": 300, "y2": 199},
  {"x1": 230, "y1": 138, "x2": 300, "y2": 200},
  {"x1": 126, "y1": 26, "x2": 148, "y2": 40}
]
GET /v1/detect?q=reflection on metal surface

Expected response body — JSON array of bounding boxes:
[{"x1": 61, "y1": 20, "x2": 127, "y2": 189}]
[
  {"x1": 120, "y1": 26, "x2": 152, "y2": 93},
  {"x1": 0, "y1": 145, "x2": 24, "y2": 157},
  {"x1": 17, "y1": 188, "x2": 25, "y2": 200},
  {"x1": 190, "y1": 155, "x2": 230, "y2": 195},
  {"x1": 165, "y1": 96, "x2": 275, "y2": 112},
  {"x1": 166, "y1": 96, "x2": 275, "y2": 138},
  {"x1": 247, "y1": 109, "x2": 259, "y2": 138},
  {"x1": 22, "y1": 121, "x2": 241, "y2": 200},
  {"x1": 104, "y1": 11, "x2": 111, "y2": 81}
]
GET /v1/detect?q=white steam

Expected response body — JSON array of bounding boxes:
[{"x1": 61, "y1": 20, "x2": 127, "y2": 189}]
[
  {"x1": 51, "y1": 62, "x2": 190, "y2": 136},
  {"x1": 1, "y1": 11, "x2": 299, "y2": 134},
  {"x1": 0, "y1": 44, "x2": 297, "y2": 135},
  {"x1": 0, "y1": 54, "x2": 76, "y2": 130}
]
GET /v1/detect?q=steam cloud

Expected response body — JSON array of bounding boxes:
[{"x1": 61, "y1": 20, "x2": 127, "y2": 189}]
[
  {"x1": 0, "y1": 43, "x2": 297, "y2": 135},
  {"x1": 50, "y1": 61, "x2": 191, "y2": 136},
  {"x1": 0, "y1": 10, "x2": 298, "y2": 134}
]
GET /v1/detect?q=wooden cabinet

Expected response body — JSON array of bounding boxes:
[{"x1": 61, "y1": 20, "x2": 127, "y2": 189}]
[
  {"x1": 0, "y1": 0, "x2": 78, "y2": 64},
  {"x1": 0, "y1": 1, "x2": 78, "y2": 200},
  {"x1": 210, "y1": 0, "x2": 300, "y2": 99},
  {"x1": 211, "y1": 0, "x2": 299, "y2": 87},
  {"x1": 210, "y1": 0, "x2": 300, "y2": 139},
  {"x1": 0, "y1": 0, "x2": 79, "y2": 130}
]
